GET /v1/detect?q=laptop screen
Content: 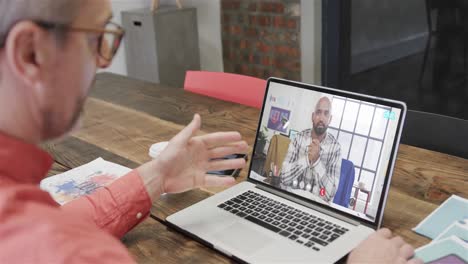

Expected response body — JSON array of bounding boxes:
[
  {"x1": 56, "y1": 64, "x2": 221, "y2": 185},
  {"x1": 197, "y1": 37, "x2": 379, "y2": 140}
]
[{"x1": 249, "y1": 79, "x2": 405, "y2": 225}]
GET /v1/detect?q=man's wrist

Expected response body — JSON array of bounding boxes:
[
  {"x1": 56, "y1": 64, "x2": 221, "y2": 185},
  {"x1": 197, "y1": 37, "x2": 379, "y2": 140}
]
[{"x1": 136, "y1": 160, "x2": 165, "y2": 202}]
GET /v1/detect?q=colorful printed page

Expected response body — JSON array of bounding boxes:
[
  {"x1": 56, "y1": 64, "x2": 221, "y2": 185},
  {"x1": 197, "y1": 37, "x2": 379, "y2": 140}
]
[
  {"x1": 413, "y1": 195, "x2": 468, "y2": 239},
  {"x1": 40, "y1": 158, "x2": 132, "y2": 205}
]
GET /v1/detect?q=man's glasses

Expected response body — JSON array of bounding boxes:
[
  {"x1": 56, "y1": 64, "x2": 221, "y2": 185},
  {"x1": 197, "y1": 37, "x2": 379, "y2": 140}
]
[{"x1": 36, "y1": 21, "x2": 125, "y2": 63}]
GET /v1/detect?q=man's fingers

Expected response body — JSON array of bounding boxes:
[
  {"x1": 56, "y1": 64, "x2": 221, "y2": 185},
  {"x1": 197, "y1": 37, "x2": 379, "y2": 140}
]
[
  {"x1": 172, "y1": 114, "x2": 201, "y2": 145},
  {"x1": 399, "y1": 244, "x2": 415, "y2": 260},
  {"x1": 207, "y1": 158, "x2": 246, "y2": 172},
  {"x1": 203, "y1": 175, "x2": 236, "y2": 187},
  {"x1": 208, "y1": 141, "x2": 249, "y2": 159},
  {"x1": 391, "y1": 236, "x2": 405, "y2": 248},
  {"x1": 198, "y1": 132, "x2": 242, "y2": 148},
  {"x1": 376, "y1": 228, "x2": 393, "y2": 238}
]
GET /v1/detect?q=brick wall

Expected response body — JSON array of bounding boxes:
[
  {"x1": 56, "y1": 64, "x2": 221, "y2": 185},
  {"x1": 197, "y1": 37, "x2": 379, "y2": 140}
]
[{"x1": 221, "y1": 0, "x2": 301, "y2": 81}]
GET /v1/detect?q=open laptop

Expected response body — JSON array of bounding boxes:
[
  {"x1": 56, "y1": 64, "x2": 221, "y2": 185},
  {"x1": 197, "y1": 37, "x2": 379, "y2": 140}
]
[{"x1": 167, "y1": 78, "x2": 407, "y2": 263}]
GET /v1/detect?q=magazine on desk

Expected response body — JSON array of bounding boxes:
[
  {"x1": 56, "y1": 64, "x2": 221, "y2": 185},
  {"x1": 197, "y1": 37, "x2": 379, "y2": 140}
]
[
  {"x1": 40, "y1": 158, "x2": 132, "y2": 205},
  {"x1": 413, "y1": 195, "x2": 468, "y2": 264}
]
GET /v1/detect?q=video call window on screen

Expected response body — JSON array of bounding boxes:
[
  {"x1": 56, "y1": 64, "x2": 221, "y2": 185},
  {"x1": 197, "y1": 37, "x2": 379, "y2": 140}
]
[{"x1": 250, "y1": 83, "x2": 401, "y2": 222}]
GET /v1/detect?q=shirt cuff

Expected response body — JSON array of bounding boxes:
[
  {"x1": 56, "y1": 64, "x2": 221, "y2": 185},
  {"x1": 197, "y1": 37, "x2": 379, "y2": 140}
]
[
  {"x1": 62, "y1": 170, "x2": 152, "y2": 238},
  {"x1": 89, "y1": 170, "x2": 152, "y2": 238},
  {"x1": 106, "y1": 170, "x2": 152, "y2": 227}
]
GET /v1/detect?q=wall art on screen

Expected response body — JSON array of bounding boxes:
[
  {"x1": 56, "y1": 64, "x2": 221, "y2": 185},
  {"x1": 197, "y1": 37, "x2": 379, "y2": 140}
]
[{"x1": 267, "y1": 106, "x2": 290, "y2": 133}]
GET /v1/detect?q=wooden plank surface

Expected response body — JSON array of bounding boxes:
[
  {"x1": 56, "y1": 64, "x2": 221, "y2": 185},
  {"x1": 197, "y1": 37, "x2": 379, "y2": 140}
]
[
  {"x1": 90, "y1": 73, "x2": 260, "y2": 145},
  {"x1": 123, "y1": 217, "x2": 232, "y2": 264},
  {"x1": 393, "y1": 145, "x2": 468, "y2": 204},
  {"x1": 382, "y1": 189, "x2": 435, "y2": 247},
  {"x1": 43, "y1": 73, "x2": 468, "y2": 262},
  {"x1": 42, "y1": 136, "x2": 139, "y2": 169},
  {"x1": 46, "y1": 162, "x2": 71, "y2": 177}
]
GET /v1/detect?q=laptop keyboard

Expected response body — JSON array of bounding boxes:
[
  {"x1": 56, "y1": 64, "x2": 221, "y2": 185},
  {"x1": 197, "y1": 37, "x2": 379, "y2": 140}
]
[{"x1": 217, "y1": 190, "x2": 349, "y2": 251}]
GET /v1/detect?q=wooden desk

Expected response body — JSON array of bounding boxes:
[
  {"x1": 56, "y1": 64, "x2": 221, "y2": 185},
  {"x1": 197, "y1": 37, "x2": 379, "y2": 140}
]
[{"x1": 44, "y1": 73, "x2": 468, "y2": 263}]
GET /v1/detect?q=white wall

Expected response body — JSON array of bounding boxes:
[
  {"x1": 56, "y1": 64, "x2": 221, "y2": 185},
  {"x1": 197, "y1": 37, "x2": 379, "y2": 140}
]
[
  {"x1": 105, "y1": 0, "x2": 223, "y2": 76},
  {"x1": 183, "y1": 0, "x2": 223, "y2": 72},
  {"x1": 301, "y1": 0, "x2": 322, "y2": 85}
]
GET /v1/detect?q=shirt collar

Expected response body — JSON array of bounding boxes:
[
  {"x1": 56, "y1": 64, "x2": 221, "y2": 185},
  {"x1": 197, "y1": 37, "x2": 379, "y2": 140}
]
[
  {"x1": 0, "y1": 131, "x2": 53, "y2": 185},
  {"x1": 306, "y1": 129, "x2": 332, "y2": 143}
]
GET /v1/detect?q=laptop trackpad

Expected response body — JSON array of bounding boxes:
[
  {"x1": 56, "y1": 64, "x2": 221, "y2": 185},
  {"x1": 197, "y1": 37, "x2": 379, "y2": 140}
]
[{"x1": 212, "y1": 222, "x2": 272, "y2": 256}]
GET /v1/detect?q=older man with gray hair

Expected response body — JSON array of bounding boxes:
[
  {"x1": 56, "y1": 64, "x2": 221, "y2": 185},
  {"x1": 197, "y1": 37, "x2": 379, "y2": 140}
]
[
  {"x1": 0, "y1": 0, "x2": 421, "y2": 263},
  {"x1": 0, "y1": 0, "x2": 247, "y2": 262}
]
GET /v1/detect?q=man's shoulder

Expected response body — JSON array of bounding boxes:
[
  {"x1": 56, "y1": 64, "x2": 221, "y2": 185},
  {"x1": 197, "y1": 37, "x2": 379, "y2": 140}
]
[
  {"x1": 0, "y1": 186, "x2": 93, "y2": 242},
  {"x1": 326, "y1": 132, "x2": 339, "y2": 143},
  {"x1": 324, "y1": 132, "x2": 341, "y2": 151},
  {"x1": 0, "y1": 188, "x2": 77, "y2": 233},
  {"x1": 0, "y1": 196, "x2": 69, "y2": 260},
  {"x1": 0, "y1": 192, "x2": 132, "y2": 263}
]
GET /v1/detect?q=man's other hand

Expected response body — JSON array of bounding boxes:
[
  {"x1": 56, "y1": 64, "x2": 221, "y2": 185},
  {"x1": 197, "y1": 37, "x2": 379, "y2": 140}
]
[
  {"x1": 308, "y1": 139, "x2": 320, "y2": 164},
  {"x1": 348, "y1": 228, "x2": 423, "y2": 264},
  {"x1": 137, "y1": 114, "x2": 249, "y2": 199}
]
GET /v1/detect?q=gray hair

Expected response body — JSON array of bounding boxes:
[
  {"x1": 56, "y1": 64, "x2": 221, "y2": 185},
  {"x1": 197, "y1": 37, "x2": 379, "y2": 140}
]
[{"x1": 0, "y1": 0, "x2": 83, "y2": 47}]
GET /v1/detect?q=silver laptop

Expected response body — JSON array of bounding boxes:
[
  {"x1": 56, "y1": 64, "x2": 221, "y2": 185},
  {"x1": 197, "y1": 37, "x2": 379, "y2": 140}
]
[{"x1": 167, "y1": 78, "x2": 407, "y2": 263}]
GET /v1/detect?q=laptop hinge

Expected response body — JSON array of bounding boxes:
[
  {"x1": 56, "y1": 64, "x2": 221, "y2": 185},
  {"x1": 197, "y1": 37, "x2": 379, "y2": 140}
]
[{"x1": 256, "y1": 184, "x2": 360, "y2": 226}]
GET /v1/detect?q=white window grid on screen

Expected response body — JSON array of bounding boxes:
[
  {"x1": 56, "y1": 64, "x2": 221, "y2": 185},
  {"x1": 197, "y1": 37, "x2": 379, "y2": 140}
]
[{"x1": 328, "y1": 96, "x2": 391, "y2": 203}]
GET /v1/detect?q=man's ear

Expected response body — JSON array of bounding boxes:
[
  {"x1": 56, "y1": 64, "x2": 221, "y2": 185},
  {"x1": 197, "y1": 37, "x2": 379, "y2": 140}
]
[{"x1": 5, "y1": 21, "x2": 51, "y2": 87}]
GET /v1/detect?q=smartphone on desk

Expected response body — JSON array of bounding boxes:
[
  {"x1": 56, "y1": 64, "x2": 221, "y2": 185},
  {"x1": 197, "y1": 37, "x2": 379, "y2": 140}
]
[{"x1": 207, "y1": 154, "x2": 248, "y2": 177}]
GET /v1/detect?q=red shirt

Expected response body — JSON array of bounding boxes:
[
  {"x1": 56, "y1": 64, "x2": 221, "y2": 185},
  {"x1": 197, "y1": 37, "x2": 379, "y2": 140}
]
[{"x1": 0, "y1": 132, "x2": 152, "y2": 263}]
